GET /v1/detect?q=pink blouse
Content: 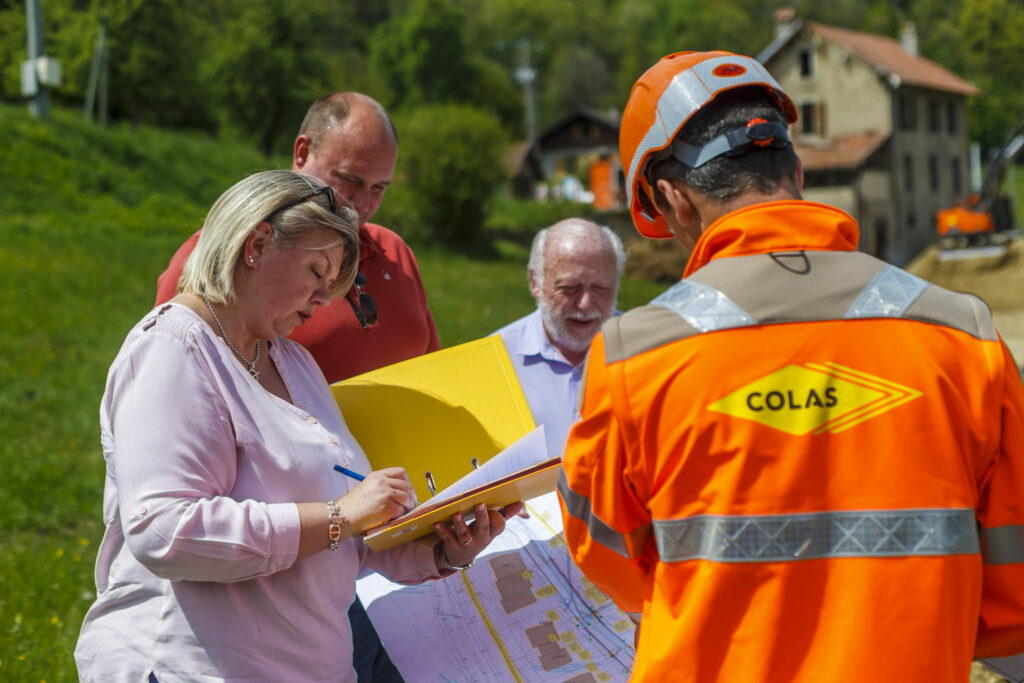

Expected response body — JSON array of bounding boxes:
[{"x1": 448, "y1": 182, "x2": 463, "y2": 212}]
[{"x1": 75, "y1": 303, "x2": 441, "y2": 682}]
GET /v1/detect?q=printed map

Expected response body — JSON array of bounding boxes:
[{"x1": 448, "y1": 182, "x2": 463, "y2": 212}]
[{"x1": 357, "y1": 492, "x2": 636, "y2": 682}]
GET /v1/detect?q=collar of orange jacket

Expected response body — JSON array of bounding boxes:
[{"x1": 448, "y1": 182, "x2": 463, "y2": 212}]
[{"x1": 682, "y1": 200, "x2": 860, "y2": 278}]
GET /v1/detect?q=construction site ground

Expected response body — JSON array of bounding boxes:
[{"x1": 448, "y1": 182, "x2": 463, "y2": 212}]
[{"x1": 907, "y1": 232, "x2": 1024, "y2": 373}]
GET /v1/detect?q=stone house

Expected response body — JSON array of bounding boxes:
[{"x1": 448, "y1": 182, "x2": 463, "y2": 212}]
[{"x1": 759, "y1": 12, "x2": 980, "y2": 264}]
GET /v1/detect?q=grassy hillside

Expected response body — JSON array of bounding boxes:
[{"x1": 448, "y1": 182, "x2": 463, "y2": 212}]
[{"x1": 0, "y1": 104, "x2": 664, "y2": 680}]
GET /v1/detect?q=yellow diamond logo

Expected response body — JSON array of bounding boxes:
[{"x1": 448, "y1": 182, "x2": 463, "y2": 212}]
[{"x1": 708, "y1": 362, "x2": 921, "y2": 435}]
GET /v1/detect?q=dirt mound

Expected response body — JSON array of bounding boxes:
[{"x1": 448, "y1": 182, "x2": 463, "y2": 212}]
[
  {"x1": 624, "y1": 238, "x2": 688, "y2": 283},
  {"x1": 905, "y1": 238, "x2": 1024, "y2": 311}
]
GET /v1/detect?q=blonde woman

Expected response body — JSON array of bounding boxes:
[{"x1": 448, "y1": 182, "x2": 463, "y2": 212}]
[{"x1": 76, "y1": 170, "x2": 518, "y2": 682}]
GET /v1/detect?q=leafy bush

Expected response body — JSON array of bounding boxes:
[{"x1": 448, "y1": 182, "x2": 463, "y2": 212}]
[
  {"x1": 382, "y1": 104, "x2": 509, "y2": 248},
  {"x1": 484, "y1": 195, "x2": 597, "y2": 242}
]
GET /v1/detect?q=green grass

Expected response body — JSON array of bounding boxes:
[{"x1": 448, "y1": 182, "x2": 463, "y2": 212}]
[{"x1": 0, "y1": 103, "x2": 664, "y2": 681}]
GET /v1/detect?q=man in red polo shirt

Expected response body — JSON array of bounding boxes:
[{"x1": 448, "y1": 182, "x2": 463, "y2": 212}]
[
  {"x1": 155, "y1": 92, "x2": 439, "y2": 683},
  {"x1": 156, "y1": 91, "x2": 440, "y2": 384}
]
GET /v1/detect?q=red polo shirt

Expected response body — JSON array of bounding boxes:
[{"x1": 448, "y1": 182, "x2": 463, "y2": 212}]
[{"x1": 155, "y1": 223, "x2": 440, "y2": 383}]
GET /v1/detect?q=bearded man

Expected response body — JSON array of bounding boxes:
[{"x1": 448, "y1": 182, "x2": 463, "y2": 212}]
[{"x1": 494, "y1": 217, "x2": 625, "y2": 458}]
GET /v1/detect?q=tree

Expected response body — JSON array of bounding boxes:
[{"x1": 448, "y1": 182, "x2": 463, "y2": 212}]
[
  {"x1": 955, "y1": 0, "x2": 1024, "y2": 152},
  {"x1": 201, "y1": 0, "x2": 340, "y2": 154},
  {"x1": 369, "y1": 0, "x2": 479, "y2": 113},
  {"x1": 540, "y1": 44, "x2": 613, "y2": 124},
  {"x1": 104, "y1": 0, "x2": 213, "y2": 129},
  {"x1": 386, "y1": 104, "x2": 509, "y2": 247},
  {"x1": 615, "y1": 0, "x2": 771, "y2": 101}
]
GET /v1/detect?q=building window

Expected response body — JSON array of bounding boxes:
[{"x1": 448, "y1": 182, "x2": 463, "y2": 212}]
[
  {"x1": 947, "y1": 101, "x2": 958, "y2": 134},
  {"x1": 899, "y1": 93, "x2": 917, "y2": 131},
  {"x1": 928, "y1": 99, "x2": 941, "y2": 133},
  {"x1": 903, "y1": 154, "x2": 914, "y2": 191},
  {"x1": 951, "y1": 157, "x2": 963, "y2": 195},
  {"x1": 799, "y1": 47, "x2": 814, "y2": 77},
  {"x1": 928, "y1": 154, "x2": 939, "y2": 192},
  {"x1": 800, "y1": 101, "x2": 825, "y2": 135}
]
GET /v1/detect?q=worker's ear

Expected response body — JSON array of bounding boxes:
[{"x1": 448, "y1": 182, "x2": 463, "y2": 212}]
[
  {"x1": 655, "y1": 179, "x2": 699, "y2": 232},
  {"x1": 294, "y1": 135, "x2": 312, "y2": 170}
]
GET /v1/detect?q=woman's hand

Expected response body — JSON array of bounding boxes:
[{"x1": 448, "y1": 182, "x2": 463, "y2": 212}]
[
  {"x1": 433, "y1": 501, "x2": 525, "y2": 570},
  {"x1": 336, "y1": 467, "x2": 418, "y2": 534}
]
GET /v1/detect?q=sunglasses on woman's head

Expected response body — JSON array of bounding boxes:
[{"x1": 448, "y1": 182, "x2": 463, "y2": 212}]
[{"x1": 268, "y1": 185, "x2": 339, "y2": 219}]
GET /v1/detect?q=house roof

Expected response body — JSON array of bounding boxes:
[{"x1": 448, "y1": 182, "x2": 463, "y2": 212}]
[
  {"x1": 759, "y1": 20, "x2": 980, "y2": 97},
  {"x1": 796, "y1": 130, "x2": 889, "y2": 172},
  {"x1": 537, "y1": 107, "x2": 619, "y2": 146},
  {"x1": 505, "y1": 140, "x2": 543, "y2": 178}
]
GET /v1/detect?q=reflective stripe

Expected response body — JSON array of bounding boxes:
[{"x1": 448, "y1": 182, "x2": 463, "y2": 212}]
[
  {"x1": 845, "y1": 266, "x2": 929, "y2": 319},
  {"x1": 650, "y1": 280, "x2": 755, "y2": 333},
  {"x1": 654, "y1": 508, "x2": 978, "y2": 563},
  {"x1": 979, "y1": 525, "x2": 1024, "y2": 565},
  {"x1": 624, "y1": 55, "x2": 788, "y2": 211},
  {"x1": 558, "y1": 470, "x2": 649, "y2": 560}
]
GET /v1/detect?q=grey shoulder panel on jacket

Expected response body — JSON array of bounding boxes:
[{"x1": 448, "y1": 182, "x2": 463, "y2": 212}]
[
  {"x1": 603, "y1": 250, "x2": 998, "y2": 365},
  {"x1": 602, "y1": 305, "x2": 701, "y2": 365},
  {"x1": 905, "y1": 284, "x2": 998, "y2": 341},
  {"x1": 695, "y1": 250, "x2": 998, "y2": 340}
]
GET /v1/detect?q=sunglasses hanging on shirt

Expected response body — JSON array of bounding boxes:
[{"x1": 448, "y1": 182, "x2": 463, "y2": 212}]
[{"x1": 347, "y1": 272, "x2": 378, "y2": 329}]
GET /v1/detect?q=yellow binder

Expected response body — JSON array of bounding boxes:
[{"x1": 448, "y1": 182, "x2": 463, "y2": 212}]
[
  {"x1": 330, "y1": 336, "x2": 537, "y2": 503},
  {"x1": 362, "y1": 455, "x2": 561, "y2": 551}
]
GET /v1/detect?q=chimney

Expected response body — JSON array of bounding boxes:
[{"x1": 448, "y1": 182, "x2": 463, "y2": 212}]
[
  {"x1": 774, "y1": 7, "x2": 796, "y2": 39},
  {"x1": 900, "y1": 22, "x2": 918, "y2": 56}
]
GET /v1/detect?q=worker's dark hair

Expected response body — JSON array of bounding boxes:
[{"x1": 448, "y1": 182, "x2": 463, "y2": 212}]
[
  {"x1": 648, "y1": 88, "x2": 798, "y2": 204},
  {"x1": 297, "y1": 92, "x2": 398, "y2": 150}
]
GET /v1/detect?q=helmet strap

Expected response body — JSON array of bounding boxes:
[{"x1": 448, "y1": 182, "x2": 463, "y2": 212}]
[{"x1": 668, "y1": 118, "x2": 791, "y2": 168}]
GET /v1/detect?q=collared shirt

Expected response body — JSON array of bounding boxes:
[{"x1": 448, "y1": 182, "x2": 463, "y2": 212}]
[
  {"x1": 75, "y1": 303, "x2": 440, "y2": 683},
  {"x1": 155, "y1": 222, "x2": 441, "y2": 384},
  {"x1": 493, "y1": 309, "x2": 584, "y2": 458}
]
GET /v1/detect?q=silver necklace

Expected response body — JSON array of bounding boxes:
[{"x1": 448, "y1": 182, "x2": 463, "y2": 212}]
[{"x1": 201, "y1": 294, "x2": 261, "y2": 380}]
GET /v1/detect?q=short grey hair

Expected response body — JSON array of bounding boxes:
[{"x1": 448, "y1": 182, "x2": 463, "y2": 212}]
[
  {"x1": 179, "y1": 170, "x2": 360, "y2": 303},
  {"x1": 527, "y1": 218, "x2": 626, "y2": 291}
]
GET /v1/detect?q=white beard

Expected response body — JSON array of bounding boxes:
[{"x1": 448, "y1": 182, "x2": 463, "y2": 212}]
[{"x1": 537, "y1": 296, "x2": 612, "y2": 356}]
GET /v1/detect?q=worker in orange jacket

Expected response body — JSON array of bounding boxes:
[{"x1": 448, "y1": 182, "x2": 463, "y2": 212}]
[{"x1": 558, "y1": 50, "x2": 1024, "y2": 682}]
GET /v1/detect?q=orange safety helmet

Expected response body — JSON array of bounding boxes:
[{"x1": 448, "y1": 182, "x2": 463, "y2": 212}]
[{"x1": 620, "y1": 51, "x2": 798, "y2": 238}]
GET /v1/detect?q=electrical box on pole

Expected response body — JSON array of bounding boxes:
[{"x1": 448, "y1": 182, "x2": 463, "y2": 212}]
[{"x1": 24, "y1": 0, "x2": 60, "y2": 119}]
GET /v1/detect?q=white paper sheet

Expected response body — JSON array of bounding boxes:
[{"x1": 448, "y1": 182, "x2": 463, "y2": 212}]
[
  {"x1": 427, "y1": 425, "x2": 548, "y2": 503},
  {"x1": 357, "y1": 492, "x2": 636, "y2": 682}
]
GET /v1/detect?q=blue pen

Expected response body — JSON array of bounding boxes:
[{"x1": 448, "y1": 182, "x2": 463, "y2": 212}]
[{"x1": 333, "y1": 465, "x2": 365, "y2": 481}]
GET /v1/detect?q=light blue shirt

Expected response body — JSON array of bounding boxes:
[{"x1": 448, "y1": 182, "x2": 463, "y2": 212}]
[{"x1": 493, "y1": 309, "x2": 585, "y2": 458}]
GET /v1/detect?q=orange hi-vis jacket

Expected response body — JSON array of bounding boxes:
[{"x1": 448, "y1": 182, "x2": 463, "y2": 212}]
[{"x1": 559, "y1": 201, "x2": 1024, "y2": 682}]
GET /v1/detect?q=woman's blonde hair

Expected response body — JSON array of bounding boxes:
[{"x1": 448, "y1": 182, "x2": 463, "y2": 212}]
[{"x1": 179, "y1": 170, "x2": 359, "y2": 303}]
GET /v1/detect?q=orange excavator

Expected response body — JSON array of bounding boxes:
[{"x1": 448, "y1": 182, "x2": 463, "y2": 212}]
[{"x1": 937, "y1": 119, "x2": 1023, "y2": 247}]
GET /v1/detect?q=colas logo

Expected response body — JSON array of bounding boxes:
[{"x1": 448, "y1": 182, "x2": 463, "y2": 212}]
[{"x1": 707, "y1": 362, "x2": 921, "y2": 435}]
